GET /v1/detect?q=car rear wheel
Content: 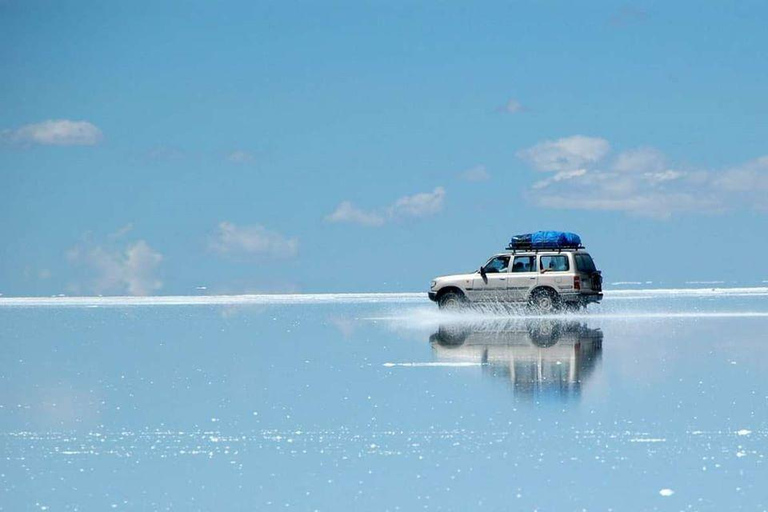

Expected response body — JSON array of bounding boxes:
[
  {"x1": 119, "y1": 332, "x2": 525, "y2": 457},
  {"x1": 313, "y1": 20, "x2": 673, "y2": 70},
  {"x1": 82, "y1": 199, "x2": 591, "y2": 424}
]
[
  {"x1": 530, "y1": 288, "x2": 560, "y2": 313},
  {"x1": 438, "y1": 291, "x2": 466, "y2": 310}
]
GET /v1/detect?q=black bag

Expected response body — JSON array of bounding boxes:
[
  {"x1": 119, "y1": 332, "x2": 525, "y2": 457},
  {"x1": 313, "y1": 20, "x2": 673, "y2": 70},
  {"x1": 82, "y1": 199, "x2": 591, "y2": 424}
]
[{"x1": 508, "y1": 233, "x2": 532, "y2": 249}]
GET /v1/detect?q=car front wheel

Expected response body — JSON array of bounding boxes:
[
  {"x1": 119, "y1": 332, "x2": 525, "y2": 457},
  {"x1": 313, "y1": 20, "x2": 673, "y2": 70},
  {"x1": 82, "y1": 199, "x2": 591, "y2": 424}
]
[{"x1": 437, "y1": 291, "x2": 466, "y2": 310}]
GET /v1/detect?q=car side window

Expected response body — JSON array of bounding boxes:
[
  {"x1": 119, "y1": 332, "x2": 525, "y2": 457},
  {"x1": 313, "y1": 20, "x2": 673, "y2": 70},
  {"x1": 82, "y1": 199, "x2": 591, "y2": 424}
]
[
  {"x1": 483, "y1": 256, "x2": 510, "y2": 273},
  {"x1": 540, "y1": 255, "x2": 569, "y2": 272},
  {"x1": 511, "y1": 256, "x2": 535, "y2": 273}
]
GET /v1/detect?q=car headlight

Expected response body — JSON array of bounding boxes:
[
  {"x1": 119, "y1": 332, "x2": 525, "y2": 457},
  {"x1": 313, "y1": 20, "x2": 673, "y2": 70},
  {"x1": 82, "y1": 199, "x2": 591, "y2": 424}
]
[{"x1": 430, "y1": 280, "x2": 437, "y2": 289}]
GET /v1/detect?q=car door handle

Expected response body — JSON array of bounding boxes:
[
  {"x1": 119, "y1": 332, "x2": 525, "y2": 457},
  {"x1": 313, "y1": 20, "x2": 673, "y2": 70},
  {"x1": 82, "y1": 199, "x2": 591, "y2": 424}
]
[
  {"x1": 499, "y1": 278, "x2": 506, "y2": 280},
  {"x1": 529, "y1": 277, "x2": 536, "y2": 280}
]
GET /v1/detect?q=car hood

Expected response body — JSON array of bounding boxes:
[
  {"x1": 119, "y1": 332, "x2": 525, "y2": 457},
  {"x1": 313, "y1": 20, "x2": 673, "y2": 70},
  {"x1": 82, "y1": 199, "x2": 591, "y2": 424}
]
[{"x1": 433, "y1": 273, "x2": 478, "y2": 285}]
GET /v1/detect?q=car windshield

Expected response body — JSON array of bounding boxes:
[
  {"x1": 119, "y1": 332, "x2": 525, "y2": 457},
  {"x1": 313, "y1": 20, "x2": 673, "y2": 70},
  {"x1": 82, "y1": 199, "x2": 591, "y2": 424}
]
[{"x1": 575, "y1": 253, "x2": 597, "y2": 273}]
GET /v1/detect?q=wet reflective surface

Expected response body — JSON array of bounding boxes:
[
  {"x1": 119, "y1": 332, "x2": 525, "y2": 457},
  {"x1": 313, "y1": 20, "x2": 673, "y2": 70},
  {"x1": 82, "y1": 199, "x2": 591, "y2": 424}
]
[
  {"x1": 1, "y1": 291, "x2": 768, "y2": 510},
  {"x1": 429, "y1": 320, "x2": 603, "y2": 402}
]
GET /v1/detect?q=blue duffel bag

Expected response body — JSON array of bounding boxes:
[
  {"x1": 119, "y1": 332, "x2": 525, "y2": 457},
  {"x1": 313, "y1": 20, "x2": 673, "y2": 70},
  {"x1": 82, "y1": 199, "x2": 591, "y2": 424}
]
[{"x1": 508, "y1": 231, "x2": 581, "y2": 249}]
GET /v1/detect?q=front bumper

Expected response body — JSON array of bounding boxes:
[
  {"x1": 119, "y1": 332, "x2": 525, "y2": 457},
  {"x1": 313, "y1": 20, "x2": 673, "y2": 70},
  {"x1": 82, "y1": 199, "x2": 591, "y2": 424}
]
[{"x1": 428, "y1": 291, "x2": 438, "y2": 302}]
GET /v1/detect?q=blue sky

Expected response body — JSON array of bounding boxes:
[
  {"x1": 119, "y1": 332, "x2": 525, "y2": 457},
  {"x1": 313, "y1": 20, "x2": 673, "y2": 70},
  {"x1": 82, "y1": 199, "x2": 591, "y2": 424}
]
[{"x1": 2, "y1": 0, "x2": 768, "y2": 295}]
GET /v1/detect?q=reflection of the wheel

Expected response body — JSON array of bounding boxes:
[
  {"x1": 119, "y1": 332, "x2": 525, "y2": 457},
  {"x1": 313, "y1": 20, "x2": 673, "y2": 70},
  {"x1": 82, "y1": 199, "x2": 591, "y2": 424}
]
[
  {"x1": 527, "y1": 320, "x2": 562, "y2": 347},
  {"x1": 429, "y1": 320, "x2": 603, "y2": 402}
]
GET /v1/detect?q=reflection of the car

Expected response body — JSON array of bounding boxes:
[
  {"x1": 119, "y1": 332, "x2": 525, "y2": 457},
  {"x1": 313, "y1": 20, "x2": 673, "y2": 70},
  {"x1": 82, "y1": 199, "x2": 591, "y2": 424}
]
[{"x1": 429, "y1": 321, "x2": 602, "y2": 401}]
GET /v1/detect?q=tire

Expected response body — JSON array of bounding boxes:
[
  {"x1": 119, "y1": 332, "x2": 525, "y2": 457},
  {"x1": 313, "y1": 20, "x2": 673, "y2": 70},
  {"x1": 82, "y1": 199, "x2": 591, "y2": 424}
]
[
  {"x1": 527, "y1": 320, "x2": 562, "y2": 347},
  {"x1": 530, "y1": 288, "x2": 560, "y2": 313},
  {"x1": 437, "y1": 291, "x2": 466, "y2": 310},
  {"x1": 430, "y1": 325, "x2": 470, "y2": 346}
]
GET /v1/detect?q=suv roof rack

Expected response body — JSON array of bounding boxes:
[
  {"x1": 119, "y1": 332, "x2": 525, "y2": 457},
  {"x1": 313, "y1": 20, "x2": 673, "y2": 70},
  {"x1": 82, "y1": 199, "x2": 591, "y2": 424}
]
[
  {"x1": 504, "y1": 244, "x2": 585, "y2": 253},
  {"x1": 507, "y1": 231, "x2": 583, "y2": 253}
]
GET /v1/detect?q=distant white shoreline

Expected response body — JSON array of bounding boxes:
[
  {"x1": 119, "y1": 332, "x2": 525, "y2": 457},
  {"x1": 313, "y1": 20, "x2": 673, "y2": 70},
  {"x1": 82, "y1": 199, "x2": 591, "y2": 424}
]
[{"x1": 0, "y1": 286, "x2": 767, "y2": 307}]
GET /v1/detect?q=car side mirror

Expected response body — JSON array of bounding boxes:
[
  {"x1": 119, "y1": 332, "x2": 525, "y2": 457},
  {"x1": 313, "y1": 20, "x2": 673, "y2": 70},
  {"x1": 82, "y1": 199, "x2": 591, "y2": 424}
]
[{"x1": 479, "y1": 266, "x2": 488, "y2": 283}]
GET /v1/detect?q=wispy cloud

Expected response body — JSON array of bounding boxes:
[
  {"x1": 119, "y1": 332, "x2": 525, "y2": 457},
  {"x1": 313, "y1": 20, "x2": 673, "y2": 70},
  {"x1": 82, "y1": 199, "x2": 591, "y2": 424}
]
[
  {"x1": 210, "y1": 222, "x2": 298, "y2": 258},
  {"x1": 67, "y1": 231, "x2": 163, "y2": 296},
  {"x1": 226, "y1": 150, "x2": 255, "y2": 164},
  {"x1": 326, "y1": 187, "x2": 446, "y2": 227},
  {"x1": 714, "y1": 156, "x2": 768, "y2": 211},
  {"x1": 613, "y1": 147, "x2": 667, "y2": 174},
  {"x1": 517, "y1": 135, "x2": 610, "y2": 173},
  {"x1": 2, "y1": 119, "x2": 103, "y2": 146},
  {"x1": 388, "y1": 187, "x2": 446, "y2": 218},
  {"x1": 519, "y1": 135, "x2": 768, "y2": 218},
  {"x1": 459, "y1": 165, "x2": 490, "y2": 182},
  {"x1": 325, "y1": 202, "x2": 385, "y2": 227}
]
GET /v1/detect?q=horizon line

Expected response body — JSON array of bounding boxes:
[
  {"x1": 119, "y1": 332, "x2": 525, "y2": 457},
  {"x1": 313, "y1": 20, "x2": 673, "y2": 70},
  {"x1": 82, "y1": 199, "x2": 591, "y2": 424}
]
[{"x1": 1, "y1": 286, "x2": 768, "y2": 307}]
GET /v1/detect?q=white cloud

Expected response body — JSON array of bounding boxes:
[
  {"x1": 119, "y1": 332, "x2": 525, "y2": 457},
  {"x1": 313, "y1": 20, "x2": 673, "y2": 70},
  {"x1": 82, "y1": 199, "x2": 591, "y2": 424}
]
[
  {"x1": 210, "y1": 222, "x2": 298, "y2": 258},
  {"x1": 388, "y1": 187, "x2": 446, "y2": 218},
  {"x1": 460, "y1": 165, "x2": 490, "y2": 182},
  {"x1": 3, "y1": 119, "x2": 103, "y2": 146},
  {"x1": 713, "y1": 156, "x2": 768, "y2": 211},
  {"x1": 519, "y1": 136, "x2": 768, "y2": 218},
  {"x1": 325, "y1": 201, "x2": 385, "y2": 226},
  {"x1": 643, "y1": 170, "x2": 683, "y2": 185},
  {"x1": 109, "y1": 223, "x2": 135, "y2": 240},
  {"x1": 227, "y1": 150, "x2": 255, "y2": 164},
  {"x1": 517, "y1": 135, "x2": 610, "y2": 172},
  {"x1": 532, "y1": 168, "x2": 587, "y2": 189},
  {"x1": 613, "y1": 147, "x2": 667, "y2": 173},
  {"x1": 326, "y1": 187, "x2": 446, "y2": 227},
  {"x1": 67, "y1": 236, "x2": 163, "y2": 296},
  {"x1": 535, "y1": 192, "x2": 720, "y2": 220},
  {"x1": 714, "y1": 156, "x2": 768, "y2": 192}
]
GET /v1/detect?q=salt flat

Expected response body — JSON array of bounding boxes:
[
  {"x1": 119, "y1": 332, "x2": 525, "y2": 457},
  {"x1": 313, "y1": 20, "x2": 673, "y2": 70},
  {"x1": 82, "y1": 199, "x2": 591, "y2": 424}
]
[{"x1": 1, "y1": 289, "x2": 767, "y2": 511}]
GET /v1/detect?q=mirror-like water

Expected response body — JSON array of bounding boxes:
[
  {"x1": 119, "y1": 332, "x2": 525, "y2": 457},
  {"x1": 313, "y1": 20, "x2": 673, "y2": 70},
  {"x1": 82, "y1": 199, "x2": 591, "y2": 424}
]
[{"x1": 1, "y1": 290, "x2": 767, "y2": 511}]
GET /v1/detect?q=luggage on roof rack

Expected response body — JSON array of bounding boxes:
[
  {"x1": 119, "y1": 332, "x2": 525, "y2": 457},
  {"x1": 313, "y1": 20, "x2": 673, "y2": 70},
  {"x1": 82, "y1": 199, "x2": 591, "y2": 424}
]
[{"x1": 507, "y1": 231, "x2": 582, "y2": 250}]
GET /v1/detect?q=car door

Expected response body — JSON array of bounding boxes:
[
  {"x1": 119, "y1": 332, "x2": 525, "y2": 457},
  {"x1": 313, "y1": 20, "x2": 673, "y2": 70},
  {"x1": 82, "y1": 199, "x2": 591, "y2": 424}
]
[
  {"x1": 538, "y1": 254, "x2": 572, "y2": 293},
  {"x1": 506, "y1": 255, "x2": 538, "y2": 301},
  {"x1": 471, "y1": 255, "x2": 511, "y2": 301}
]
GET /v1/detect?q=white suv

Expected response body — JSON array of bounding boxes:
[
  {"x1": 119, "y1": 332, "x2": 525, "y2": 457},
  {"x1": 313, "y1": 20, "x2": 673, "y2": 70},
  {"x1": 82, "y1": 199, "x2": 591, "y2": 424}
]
[{"x1": 428, "y1": 249, "x2": 603, "y2": 311}]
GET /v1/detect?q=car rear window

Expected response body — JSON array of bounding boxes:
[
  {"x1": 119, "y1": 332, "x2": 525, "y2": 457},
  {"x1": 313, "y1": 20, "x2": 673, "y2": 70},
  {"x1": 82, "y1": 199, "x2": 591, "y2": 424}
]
[
  {"x1": 575, "y1": 253, "x2": 597, "y2": 273},
  {"x1": 540, "y1": 255, "x2": 569, "y2": 272}
]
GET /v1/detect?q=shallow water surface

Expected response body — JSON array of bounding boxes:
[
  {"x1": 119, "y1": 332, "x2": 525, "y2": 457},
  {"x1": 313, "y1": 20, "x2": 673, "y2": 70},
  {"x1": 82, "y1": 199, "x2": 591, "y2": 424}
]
[{"x1": 1, "y1": 291, "x2": 767, "y2": 511}]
